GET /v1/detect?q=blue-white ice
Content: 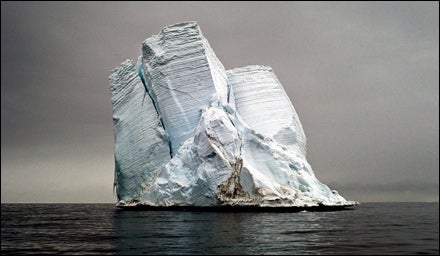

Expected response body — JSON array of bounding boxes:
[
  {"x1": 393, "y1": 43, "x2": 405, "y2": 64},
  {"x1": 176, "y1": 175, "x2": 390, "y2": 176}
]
[
  {"x1": 109, "y1": 22, "x2": 355, "y2": 208},
  {"x1": 227, "y1": 66, "x2": 307, "y2": 156},
  {"x1": 109, "y1": 60, "x2": 170, "y2": 201},
  {"x1": 141, "y1": 22, "x2": 229, "y2": 156}
]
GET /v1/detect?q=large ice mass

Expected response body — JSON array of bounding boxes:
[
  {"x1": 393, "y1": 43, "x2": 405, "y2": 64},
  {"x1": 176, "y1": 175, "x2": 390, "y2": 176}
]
[{"x1": 109, "y1": 22, "x2": 356, "y2": 208}]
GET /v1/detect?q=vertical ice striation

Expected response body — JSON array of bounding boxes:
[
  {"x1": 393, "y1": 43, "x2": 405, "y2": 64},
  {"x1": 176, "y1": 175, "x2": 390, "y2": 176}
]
[
  {"x1": 110, "y1": 22, "x2": 356, "y2": 208},
  {"x1": 109, "y1": 60, "x2": 170, "y2": 201},
  {"x1": 141, "y1": 22, "x2": 230, "y2": 156}
]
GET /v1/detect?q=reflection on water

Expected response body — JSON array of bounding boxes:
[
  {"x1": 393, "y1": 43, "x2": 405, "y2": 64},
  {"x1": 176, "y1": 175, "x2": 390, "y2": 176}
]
[
  {"x1": 1, "y1": 203, "x2": 438, "y2": 255},
  {"x1": 112, "y1": 204, "x2": 439, "y2": 255},
  {"x1": 113, "y1": 210, "x2": 343, "y2": 255}
]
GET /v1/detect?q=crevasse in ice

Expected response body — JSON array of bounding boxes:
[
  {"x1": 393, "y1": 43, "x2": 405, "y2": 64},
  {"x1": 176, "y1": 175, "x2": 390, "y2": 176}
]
[{"x1": 109, "y1": 22, "x2": 355, "y2": 207}]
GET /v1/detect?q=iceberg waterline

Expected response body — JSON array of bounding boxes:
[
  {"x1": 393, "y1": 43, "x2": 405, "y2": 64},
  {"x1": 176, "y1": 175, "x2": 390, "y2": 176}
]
[{"x1": 109, "y1": 22, "x2": 356, "y2": 208}]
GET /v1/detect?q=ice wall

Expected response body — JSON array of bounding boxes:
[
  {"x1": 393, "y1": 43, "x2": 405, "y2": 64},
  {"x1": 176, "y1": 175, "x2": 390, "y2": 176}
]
[
  {"x1": 109, "y1": 60, "x2": 170, "y2": 201},
  {"x1": 141, "y1": 22, "x2": 229, "y2": 156},
  {"x1": 227, "y1": 65, "x2": 306, "y2": 156}
]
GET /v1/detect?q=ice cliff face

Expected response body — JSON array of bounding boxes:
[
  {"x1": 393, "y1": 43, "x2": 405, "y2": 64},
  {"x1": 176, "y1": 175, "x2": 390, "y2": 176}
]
[
  {"x1": 109, "y1": 60, "x2": 170, "y2": 201},
  {"x1": 109, "y1": 22, "x2": 354, "y2": 208}
]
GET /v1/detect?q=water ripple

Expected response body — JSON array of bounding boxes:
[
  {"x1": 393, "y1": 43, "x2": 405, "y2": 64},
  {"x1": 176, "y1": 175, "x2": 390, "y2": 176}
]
[{"x1": 1, "y1": 203, "x2": 439, "y2": 255}]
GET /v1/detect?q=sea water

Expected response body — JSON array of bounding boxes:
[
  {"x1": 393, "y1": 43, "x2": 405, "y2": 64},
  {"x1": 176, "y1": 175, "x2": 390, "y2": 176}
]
[{"x1": 1, "y1": 203, "x2": 438, "y2": 255}]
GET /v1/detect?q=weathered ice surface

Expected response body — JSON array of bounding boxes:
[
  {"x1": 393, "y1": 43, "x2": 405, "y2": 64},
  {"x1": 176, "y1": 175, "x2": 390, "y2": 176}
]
[
  {"x1": 109, "y1": 60, "x2": 170, "y2": 201},
  {"x1": 227, "y1": 65, "x2": 306, "y2": 156},
  {"x1": 141, "y1": 22, "x2": 230, "y2": 156},
  {"x1": 109, "y1": 22, "x2": 356, "y2": 208}
]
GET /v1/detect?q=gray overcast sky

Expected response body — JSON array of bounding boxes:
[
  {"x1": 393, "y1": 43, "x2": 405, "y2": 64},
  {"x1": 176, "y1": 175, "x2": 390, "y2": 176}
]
[{"x1": 1, "y1": 2, "x2": 438, "y2": 203}]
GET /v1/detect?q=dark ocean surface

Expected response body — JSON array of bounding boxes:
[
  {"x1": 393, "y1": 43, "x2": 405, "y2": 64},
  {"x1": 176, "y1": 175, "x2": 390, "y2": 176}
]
[{"x1": 1, "y1": 203, "x2": 438, "y2": 255}]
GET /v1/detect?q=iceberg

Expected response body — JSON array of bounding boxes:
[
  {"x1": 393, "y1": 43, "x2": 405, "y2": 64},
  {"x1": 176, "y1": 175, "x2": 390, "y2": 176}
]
[{"x1": 109, "y1": 22, "x2": 356, "y2": 209}]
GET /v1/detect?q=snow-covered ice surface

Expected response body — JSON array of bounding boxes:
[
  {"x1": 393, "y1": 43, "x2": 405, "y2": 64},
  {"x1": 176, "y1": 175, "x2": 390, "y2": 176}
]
[{"x1": 109, "y1": 22, "x2": 357, "y2": 208}]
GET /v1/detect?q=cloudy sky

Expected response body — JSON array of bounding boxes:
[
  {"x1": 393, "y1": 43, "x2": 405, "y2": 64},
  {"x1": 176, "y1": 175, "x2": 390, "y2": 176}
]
[{"x1": 1, "y1": 2, "x2": 438, "y2": 203}]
